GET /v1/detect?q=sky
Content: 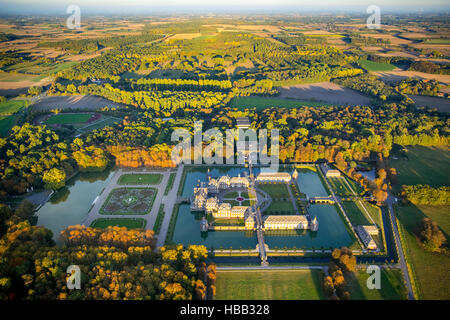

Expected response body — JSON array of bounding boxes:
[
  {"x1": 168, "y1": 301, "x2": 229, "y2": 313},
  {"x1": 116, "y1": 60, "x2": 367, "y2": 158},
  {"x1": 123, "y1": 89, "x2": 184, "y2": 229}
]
[{"x1": 0, "y1": 0, "x2": 449, "y2": 14}]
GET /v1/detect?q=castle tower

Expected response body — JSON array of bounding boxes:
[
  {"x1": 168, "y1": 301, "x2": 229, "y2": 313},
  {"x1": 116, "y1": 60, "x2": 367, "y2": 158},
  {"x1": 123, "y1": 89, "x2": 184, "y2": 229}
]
[
  {"x1": 310, "y1": 216, "x2": 319, "y2": 231},
  {"x1": 292, "y1": 168, "x2": 298, "y2": 180}
]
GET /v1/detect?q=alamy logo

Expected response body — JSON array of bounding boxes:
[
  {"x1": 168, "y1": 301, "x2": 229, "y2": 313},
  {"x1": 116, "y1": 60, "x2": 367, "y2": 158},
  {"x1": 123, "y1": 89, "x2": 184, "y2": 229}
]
[
  {"x1": 366, "y1": 265, "x2": 381, "y2": 290},
  {"x1": 366, "y1": 5, "x2": 381, "y2": 30},
  {"x1": 66, "y1": 5, "x2": 81, "y2": 30},
  {"x1": 66, "y1": 265, "x2": 81, "y2": 290}
]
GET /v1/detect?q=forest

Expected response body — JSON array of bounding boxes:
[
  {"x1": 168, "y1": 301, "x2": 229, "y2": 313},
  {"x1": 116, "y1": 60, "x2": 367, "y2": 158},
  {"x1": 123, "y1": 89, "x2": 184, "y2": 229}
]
[{"x1": 0, "y1": 200, "x2": 214, "y2": 300}]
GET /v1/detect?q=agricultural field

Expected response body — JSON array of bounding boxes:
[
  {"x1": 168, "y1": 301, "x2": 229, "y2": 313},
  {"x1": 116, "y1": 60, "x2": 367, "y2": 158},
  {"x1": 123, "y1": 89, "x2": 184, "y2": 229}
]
[
  {"x1": 229, "y1": 96, "x2": 331, "y2": 110},
  {"x1": 118, "y1": 173, "x2": 162, "y2": 185},
  {"x1": 0, "y1": 99, "x2": 28, "y2": 117},
  {"x1": 396, "y1": 204, "x2": 450, "y2": 299},
  {"x1": 31, "y1": 95, "x2": 127, "y2": 111},
  {"x1": 215, "y1": 270, "x2": 326, "y2": 300},
  {"x1": 346, "y1": 269, "x2": 407, "y2": 300},
  {"x1": 100, "y1": 187, "x2": 156, "y2": 215},
  {"x1": 390, "y1": 146, "x2": 450, "y2": 192},
  {"x1": 44, "y1": 113, "x2": 93, "y2": 125},
  {"x1": 357, "y1": 59, "x2": 397, "y2": 72},
  {"x1": 90, "y1": 218, "x2": 147, "y2": 229},
  {"x1": 0, "y1": 99, "x2": 27, "y2": 136},
  {"x1": 277, "y1": 82, "x2": 372, "y2": 106}
]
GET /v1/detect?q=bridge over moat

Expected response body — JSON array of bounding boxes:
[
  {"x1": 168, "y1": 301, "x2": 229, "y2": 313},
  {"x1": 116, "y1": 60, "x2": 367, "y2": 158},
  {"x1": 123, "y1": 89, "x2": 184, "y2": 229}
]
[{"x1": 248, "y1": 161, "x2": 268, "y2": 267}]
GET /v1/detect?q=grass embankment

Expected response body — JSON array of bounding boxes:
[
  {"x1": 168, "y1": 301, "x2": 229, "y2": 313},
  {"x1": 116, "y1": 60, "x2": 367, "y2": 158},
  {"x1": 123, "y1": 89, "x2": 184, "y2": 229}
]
[
  {"x1": 164, "y1": 172, "x2": 176, "y2": 195},
  {"x1": 215, "y1": 270, "x2": 326, "y2": 300},
  {"x1": 153, "y1": 204, "x2": 165, "y2": 234}
]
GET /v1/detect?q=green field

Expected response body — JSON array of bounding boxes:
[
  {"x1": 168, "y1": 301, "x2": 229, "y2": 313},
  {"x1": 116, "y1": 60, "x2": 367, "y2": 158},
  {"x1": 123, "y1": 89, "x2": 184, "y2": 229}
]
[
  {"x1": 0, "y1": 100, "x2": 28, "y2": 136},
  {"x1": 347, "y1": 269, "x2": 407, "y2": 300},
  {"x1": 0, "y1": 114, "x2": 18, "y2": 136},
  {"x1": 396, "y1": 204, "x2": 450, "y2": 299},
  {"x1": 423, "y1": 38, "x2": 450, "y2": 44},
  {"x1": 357, "y1": 59, "x2": 397, "y2": 72},
  {"x1": 45, "y1": 113, "x2": 93, "y2": 124},
  {"x1": 229, "y1": 96, "x2": 331, "y2": 110},
  {"x1": 3, "y1": 60, "x2": 77, "y2": 77},
  {"x1": 390, "y1": 146, "x2": 450, "y2": 193},
  {"x1": 215, "y1": 270, "x2": 326, "y2": 300},
  {"x1": 0, "y1": 99, "x2": 27, "y2": 116},
  {"x1": 90, "y1": 218, "x2": 146, "y2": 229},
  {"x1": 76, "y1": 115, "x2": 120, "y2": 133},
  {"x1": 118, "y1": 173, "x2": 162, "y2": 185}
]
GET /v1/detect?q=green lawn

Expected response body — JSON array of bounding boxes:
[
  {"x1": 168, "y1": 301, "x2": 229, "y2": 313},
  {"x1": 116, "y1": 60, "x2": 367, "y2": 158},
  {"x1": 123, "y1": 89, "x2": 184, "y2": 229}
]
[
  {"x1": 342, "y1": 201, "x2": 371, "y2": 225},
  {"x1": 223, "y1": 191, "x2": 239, "y2": 198},
  {"x1": 396, "y1": 204, "x2": 450, "y2": 299},
  {"x1": 328, "y1": 177, "x2": 354, "y2": 196},
  {"x1": 223, "y1": 200, "x2": 240, "y2": 206},
  {"x1": 258, "y1": 183, "x2": 290, "y2": 199},
  {"x1": 357, "y1": 59, "x2": 397, "y2": 72},
  {"x1": 390, "y1": 146, "x2": 450, "y2": 193},
  {"x1": 215, "y1": 270, "x2": 326, "y2": 300},
  {"x1": 264, "y1": 199, "x2": 295, "y2": 215},
  {"x1": 90, "y1": 218, "x2": 146, "y2": 229},
  {"x1": 346, "y1": 269, "x2": 407, "y2": 300},
  {"x1": 229, "y1": 96, "x2": 331, "y2": 111},
  {"x1": 45, "y1": 113, "x2": 93, "y2": 124},
  {"x1": 118, "y1": 173, "x2": 162, "y2": 185}
]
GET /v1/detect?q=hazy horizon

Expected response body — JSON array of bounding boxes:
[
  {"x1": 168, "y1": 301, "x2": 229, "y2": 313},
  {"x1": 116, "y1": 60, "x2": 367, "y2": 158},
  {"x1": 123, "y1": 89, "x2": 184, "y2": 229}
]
[{"x1": 0, "y1": 0, "x2": 449, "y2": 15}]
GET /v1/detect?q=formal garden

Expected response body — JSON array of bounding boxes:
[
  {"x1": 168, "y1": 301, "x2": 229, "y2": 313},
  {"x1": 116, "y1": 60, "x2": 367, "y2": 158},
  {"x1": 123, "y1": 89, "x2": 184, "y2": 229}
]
[{"x1": 100, "y1": 187, "x2": 156, "y2": 215}]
